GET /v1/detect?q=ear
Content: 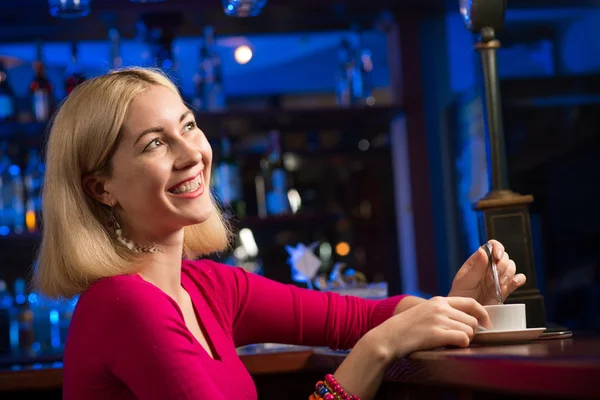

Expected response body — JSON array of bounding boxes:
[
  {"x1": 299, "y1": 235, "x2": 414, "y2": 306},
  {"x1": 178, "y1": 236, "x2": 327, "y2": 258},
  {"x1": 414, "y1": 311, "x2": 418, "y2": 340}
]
[{"x1": 82, "y1": 174, "x2": 116, "y2": 207}]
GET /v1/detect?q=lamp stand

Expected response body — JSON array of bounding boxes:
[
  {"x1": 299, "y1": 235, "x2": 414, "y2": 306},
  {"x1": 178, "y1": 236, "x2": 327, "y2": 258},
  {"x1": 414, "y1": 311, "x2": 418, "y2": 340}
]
[{"x1": 473, "y1": 27, "x2": 546, "y2": 328}]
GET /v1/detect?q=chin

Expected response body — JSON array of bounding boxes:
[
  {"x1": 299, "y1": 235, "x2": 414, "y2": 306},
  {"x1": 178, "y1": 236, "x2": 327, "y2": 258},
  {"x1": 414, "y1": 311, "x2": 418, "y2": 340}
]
[{"x1": 182, "y1": 201, "x2": 214, "y2": 226}]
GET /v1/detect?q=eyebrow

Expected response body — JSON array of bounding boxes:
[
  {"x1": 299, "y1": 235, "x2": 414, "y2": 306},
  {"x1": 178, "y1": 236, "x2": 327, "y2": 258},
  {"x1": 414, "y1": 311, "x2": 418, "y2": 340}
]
[{"x1": 133, "y1": 110, "x2": 194, "y2": 146}]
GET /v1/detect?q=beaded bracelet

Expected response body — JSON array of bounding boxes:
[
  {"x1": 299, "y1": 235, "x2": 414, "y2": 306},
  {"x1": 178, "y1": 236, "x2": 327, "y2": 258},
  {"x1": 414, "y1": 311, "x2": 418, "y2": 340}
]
[{"x1": 308, "y1": 374, "x2": 360, "y2": 400}]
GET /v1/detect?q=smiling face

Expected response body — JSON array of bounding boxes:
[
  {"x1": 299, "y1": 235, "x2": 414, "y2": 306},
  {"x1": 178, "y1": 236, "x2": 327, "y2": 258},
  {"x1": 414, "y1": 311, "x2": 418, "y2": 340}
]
[{"x1": 100, "y1": 85, "x2": 213, "y2": 241}]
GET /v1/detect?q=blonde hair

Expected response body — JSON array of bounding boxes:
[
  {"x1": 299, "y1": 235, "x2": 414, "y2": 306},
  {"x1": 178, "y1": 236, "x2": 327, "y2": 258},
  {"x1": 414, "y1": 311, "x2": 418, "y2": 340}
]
[{"x1": 34, "y1": 67, "x2": 231, "y2": 299}]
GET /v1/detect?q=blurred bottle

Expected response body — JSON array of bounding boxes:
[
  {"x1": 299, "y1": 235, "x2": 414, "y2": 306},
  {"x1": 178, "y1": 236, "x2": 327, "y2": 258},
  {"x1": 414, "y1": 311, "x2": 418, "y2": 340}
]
[
  {"x1": 227, "y1": 230, "x2": 264, "y2": 275},
  {"x1": 335, "y1": 27, "x2": 373, "y2": 107},
  {"x1": 336, "y1": 38, "x2": 353, "y2": 107},
  {"x1": 0, "y1": 143, "x2": 25, "y2": 234},
  {"x1": 30, "y1": 291, "x2": 69, "y2": 354},
  {"x1": 0, "y1": 142, "x2": 9, "y2": 232},
  {"x1": 30, "y1": 261, "x2": 76, "y2": 354},
  {"x1": 0, "y1": 280, "x2": 13, "y2": 356},
  {"x1": 193, "y1": 26, "x2": 225, "y2": 111},
  {"x1": 13, "y1": 278, "x2": 35, "y2": 356},
  {"x1": 29, "y1": 290, "x2": 51, "y2": 355},
  {"x1": 216, "y1": 137, "x2": 245, "y2": 217},
  {"x1": 353, "y1": 28, "x2": 374, "y2": 106},
  {"x1": 65, "y1": 41, "x2": 86, "y2": 96},
  {"x1": 151, "y1": 31, "x2": 181, "y2": 86},
  {"x1": 24, "y1": 149, "x2": 45, "y2": 233},
  {"x1": 29, "y1": 42, "x2": 54, "y2": 122},
  {"x1": 0, "y1": 280, "x2": 12, "y2": 309},
  {"x1": 191, "y1": 65, "x2": 206, "y2": 111},
  {"x1": 109, "y1": 29, "x2": 123, "y2": 69},
  {"x1": 260, "y1": 130, "x2": 290, "y2": 216},
  {"x1": 254, "y1": 171, "x2": 267, "y2": 218},
  {"x1": 0, "y1": 59, "x2": 16, "y2": 122}
]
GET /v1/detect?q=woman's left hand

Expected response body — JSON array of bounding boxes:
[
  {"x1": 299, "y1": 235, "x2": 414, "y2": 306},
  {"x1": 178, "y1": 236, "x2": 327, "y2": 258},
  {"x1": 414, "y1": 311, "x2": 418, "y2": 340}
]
[{"x1": 448, "y1": 240, "x2": 527, "y2": 305}]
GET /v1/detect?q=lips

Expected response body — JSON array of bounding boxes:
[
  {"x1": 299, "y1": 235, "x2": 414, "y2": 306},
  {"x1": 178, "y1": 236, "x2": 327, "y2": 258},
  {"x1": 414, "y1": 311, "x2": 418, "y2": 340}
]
[{"x1": 167, "y1": 172, "x2": 203, "y2": 194}]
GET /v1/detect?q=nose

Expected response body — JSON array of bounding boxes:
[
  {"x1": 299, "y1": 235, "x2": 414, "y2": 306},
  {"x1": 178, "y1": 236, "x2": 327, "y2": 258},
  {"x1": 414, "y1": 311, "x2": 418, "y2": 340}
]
[{"x1": 173, "y1": 139, "x2": 204, "y2": 171}]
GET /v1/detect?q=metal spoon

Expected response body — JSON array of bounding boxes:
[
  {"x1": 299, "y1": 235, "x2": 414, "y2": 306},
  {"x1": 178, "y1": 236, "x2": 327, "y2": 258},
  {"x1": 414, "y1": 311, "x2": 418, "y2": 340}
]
[{"x1": 483, "y1": 242, "x2": 503, "y2": 304}]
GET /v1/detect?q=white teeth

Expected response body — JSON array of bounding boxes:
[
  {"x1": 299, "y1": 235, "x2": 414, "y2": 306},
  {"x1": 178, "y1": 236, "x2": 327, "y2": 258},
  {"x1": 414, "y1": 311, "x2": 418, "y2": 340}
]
[{"x1": 171, "y1": 175, "x2": 202, "y2": 194}]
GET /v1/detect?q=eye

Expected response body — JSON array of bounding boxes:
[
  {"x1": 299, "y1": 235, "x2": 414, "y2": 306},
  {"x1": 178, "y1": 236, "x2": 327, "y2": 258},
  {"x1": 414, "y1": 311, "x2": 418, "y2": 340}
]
[
  {"x1": 184, "y1": 120, "x2": 197, "y2": 133},
  {"x1": 144, "y1": 138, "x2": 162, "y2": 151}
]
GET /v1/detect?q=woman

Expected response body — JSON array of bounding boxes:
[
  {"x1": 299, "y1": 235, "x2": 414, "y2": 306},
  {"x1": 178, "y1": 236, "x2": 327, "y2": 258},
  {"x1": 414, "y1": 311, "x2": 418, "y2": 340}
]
[{"x1": 35, "y1": 68, "x2": 525, "y2": 400}]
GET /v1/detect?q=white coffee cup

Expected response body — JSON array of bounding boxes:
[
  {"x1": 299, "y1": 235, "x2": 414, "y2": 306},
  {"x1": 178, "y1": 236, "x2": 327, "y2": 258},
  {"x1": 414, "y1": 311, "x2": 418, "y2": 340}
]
[{"x1": 477, "y1": 303, "x2": 527, "y2": 332}]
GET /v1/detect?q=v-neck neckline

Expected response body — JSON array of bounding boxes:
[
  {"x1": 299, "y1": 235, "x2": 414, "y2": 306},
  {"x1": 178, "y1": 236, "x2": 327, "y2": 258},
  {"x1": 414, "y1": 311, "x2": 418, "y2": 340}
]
[
  {"x1": 181, "y1": 273, "x2": 222, "y2": 361},
  {"x1": 134, "y1": 272, "x2": 222, "y2": 362}
]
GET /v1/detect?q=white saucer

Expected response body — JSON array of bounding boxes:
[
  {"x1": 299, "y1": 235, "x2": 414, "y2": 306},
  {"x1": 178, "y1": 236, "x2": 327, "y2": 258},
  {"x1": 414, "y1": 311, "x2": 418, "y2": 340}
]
[{"x1": 471, "y1": 327, "x2": 546, "y2": 345}]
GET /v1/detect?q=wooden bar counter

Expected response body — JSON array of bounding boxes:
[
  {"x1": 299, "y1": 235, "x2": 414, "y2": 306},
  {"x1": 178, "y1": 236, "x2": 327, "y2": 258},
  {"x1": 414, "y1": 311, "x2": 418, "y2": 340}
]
[{"x1": 1, "y1": 335, "x2": 599, "y2": 399}]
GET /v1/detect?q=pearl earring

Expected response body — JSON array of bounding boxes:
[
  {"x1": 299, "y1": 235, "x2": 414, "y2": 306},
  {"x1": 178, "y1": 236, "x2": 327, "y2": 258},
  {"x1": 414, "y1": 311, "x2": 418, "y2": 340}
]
[{"x1": 108, "y1": 206, "x2": 162, "y2": 254}]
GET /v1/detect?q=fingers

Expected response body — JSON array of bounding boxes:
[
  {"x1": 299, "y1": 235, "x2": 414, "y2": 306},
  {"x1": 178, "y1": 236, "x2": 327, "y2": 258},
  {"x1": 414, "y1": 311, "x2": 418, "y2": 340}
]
[
  {"x1": 504, "y1": 273, "x2": 527, "y2": 298},
  {"x1": 441, "y1": 317, "x2": 476, "y2": 340},
  {"x1": 496, "y1": 252, "x2": 511, "y2": 277},
  {"x1": 494, "y1": 257, "x2": 527, "y2": 300},
  {"x1": 464, "y1": 240, "x2": 506, "y2": 276},
  {"x1": 499, "y1": 258, "x2": 516, "y2": 286},
  {"x1": 445, "y1": 297, "x2": 492, "y2": 329},
  {"x1": 487, "y1": 254, "x2": 513, "y2": 287},
  {"x1": 487, "y1": 252, "x2": 527, "y2": 294},
  {"x1": 488, "y1": 239, "x2": 505, "y2": 260},
  {"x1": 445, "y1": 307, "x2": 479, "y2": 337},
  {"x1": 440, "y1": 329, "x2": 471, "y2": 348}
]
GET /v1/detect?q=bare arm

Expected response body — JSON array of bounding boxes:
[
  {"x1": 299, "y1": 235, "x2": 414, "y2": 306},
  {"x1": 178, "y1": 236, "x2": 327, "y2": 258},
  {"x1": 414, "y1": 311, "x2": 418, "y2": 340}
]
[
  {"x1": 393, "y1": 295, "x2": 427, "y2": 314},
  {"x1": 332, "y1": 330, "x2": 394, "y2": 400}
]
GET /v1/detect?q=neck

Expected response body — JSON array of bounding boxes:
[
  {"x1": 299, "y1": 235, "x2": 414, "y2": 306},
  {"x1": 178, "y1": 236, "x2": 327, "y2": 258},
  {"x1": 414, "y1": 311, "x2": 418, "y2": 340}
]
[{"x1": 136, "y1": 229, "x2": 187, "y2": 302}]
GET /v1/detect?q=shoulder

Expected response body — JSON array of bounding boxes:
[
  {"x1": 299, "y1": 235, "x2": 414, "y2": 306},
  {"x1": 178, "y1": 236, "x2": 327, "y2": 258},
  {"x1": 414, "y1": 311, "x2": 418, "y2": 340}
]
[
  {"x1": 64, "y1": 275, "x2": 180, "y2": 376},
  {"x1": 81, "y1": 274, "x2": 163, "y2": 306},
  {"x1": 72, "y1": 274, "x2": 177, "y2": 330},
  {"x1": 66, "y1": 274, "x2": 186, "y2": 354}
]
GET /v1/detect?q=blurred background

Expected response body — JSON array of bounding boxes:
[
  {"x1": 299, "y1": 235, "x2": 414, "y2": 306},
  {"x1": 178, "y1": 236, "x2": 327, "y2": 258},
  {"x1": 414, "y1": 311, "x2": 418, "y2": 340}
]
[{"x1": 0, "y1": 0, "x2": 599, "y2": 368}]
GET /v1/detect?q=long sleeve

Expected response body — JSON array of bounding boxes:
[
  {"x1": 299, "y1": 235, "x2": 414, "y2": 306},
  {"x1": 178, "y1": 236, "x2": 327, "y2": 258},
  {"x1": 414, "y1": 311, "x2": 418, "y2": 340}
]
[
  {"x1": 187, "y1": 260, "x2": 407, "y2": 350},
  {"x1": 63, "y1": 262, "x2": 405, "y2": 399}
]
